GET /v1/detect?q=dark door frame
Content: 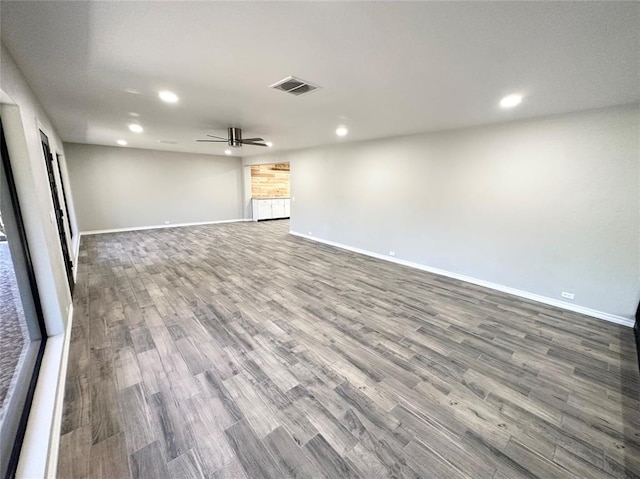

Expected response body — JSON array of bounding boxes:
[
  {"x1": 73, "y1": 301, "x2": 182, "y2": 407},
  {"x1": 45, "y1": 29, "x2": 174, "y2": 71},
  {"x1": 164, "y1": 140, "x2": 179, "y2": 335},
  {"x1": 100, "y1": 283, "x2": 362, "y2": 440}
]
[
  {"x1": 54, "y1": 153, "x2": 74, "y2": 240},
  {"x1": 40, "y1": 131, "x2": 74, "y2": 292}
]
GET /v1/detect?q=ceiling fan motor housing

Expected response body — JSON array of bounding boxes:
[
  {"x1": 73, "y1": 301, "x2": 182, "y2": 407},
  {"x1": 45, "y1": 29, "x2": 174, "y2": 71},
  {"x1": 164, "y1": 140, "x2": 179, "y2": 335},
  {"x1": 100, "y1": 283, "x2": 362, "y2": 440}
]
[{"x1": 228, "y1": 127, "x2": 242, "y2": 147}]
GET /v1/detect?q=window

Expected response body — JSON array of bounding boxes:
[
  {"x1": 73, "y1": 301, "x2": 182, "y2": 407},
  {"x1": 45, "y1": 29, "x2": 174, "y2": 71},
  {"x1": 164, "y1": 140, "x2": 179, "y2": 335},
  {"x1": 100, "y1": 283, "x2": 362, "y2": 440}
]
[{"x1": 0, "y1": 117, "x2": 47, "y2": 478}]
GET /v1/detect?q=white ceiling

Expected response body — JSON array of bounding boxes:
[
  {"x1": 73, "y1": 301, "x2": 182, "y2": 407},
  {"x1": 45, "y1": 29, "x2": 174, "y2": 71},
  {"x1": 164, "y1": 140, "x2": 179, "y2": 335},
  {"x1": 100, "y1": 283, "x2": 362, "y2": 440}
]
[{"x1": 1, "y1": 1, "x2": 638, "y2": 157}]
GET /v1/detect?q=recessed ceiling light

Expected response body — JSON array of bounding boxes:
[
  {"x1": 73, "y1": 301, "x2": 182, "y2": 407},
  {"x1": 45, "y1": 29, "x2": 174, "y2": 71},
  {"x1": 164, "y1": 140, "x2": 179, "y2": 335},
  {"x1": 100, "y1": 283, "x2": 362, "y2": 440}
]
[
  {"x1": 500, "y1": 94, "x2": 523, "y2": 108},
  {"x1": 116, "y1": 139, "x2": 127, "y2": 146},
  {"x1": 224, "y1": 149, "x2": 232, "y2": 155},
  {"x1": 128, "y1": 124, "x2": 143, "y2": 133},
  {"x1": 266, "y1": 141, "x2": 273, "y2": 147},
  {"x1": 158, "y1": 90, "x2": 179, "y2": 103},
  {"x1": 336, "y1": 126, "x2": 348, "y2": 137}
]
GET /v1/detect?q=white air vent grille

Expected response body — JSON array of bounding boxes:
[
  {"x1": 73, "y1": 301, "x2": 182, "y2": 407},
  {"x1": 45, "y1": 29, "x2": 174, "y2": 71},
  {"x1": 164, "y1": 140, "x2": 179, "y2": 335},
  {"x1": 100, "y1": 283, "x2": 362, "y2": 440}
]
[{"x1": 270, "y1": 76, "x2": 320, "y2": 97}]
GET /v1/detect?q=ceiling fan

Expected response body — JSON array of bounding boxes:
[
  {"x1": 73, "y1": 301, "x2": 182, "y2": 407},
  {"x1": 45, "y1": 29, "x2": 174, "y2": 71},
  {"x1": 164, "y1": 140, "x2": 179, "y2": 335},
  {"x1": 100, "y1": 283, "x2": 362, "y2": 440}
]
[{"x1": 197, "y1": 127, "x2": 269, "y2": 147}]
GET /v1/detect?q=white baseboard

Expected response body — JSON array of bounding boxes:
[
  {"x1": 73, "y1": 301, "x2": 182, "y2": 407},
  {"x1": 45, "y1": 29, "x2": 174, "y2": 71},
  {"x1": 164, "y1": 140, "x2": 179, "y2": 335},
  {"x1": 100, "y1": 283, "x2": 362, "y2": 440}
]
[
  {"x1": 44, "y1": 304, "x2": 73, "y2": 479},
  {"x1": 17, "y1": 304, "x2": 73, "y2": 479},
  {"x1": 289, "y1": 231, "x2": 635, "y2": 328},
  {"x1": 80, "y1": 218, "x2": 251, "y2": 236}
]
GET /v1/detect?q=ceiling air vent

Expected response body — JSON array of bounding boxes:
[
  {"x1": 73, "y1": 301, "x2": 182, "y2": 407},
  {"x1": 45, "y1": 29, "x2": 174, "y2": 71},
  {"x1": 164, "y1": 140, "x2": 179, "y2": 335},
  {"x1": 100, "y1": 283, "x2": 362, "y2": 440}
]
[{"x1": 270, "y1": 76, "x2": 320, "y2": 97}]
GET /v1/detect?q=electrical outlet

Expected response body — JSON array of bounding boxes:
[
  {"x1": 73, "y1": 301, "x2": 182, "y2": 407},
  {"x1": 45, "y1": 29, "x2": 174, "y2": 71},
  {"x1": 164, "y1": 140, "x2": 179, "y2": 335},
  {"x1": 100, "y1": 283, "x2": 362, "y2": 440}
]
[
  {"x1": 389, "y1": 251, "x2": 396, "y2": 257},
  {"x1": 561, "y1": 291, "x2": 575, "y2": 300},
  {"x1": 164, "y1": 221, "x2": 170, "y2": 225},
  {"x1": 308, "y1": 232, "x2": 312, "y2": 236}
]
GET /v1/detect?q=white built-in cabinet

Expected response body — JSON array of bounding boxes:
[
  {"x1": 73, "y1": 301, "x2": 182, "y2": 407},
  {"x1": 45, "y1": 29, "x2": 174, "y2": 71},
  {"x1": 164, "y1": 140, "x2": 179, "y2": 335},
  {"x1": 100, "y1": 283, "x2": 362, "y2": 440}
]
[{"x1": 252, "y1": 198, "x2": 290, "y2": 221}]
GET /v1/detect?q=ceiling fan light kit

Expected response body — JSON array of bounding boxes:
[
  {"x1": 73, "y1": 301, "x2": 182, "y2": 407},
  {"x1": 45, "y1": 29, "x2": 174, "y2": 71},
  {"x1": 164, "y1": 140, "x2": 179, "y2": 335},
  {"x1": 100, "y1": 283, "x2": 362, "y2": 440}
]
[
  {"x1": 228, "y1": 127, "x2": 243, "y2": 147},
  {"x1": 197, "y1": 76, "x2": 320, "y2": 151},
  {"x1": 197, "y1": 127, "x2": 269, "y2": 148}
]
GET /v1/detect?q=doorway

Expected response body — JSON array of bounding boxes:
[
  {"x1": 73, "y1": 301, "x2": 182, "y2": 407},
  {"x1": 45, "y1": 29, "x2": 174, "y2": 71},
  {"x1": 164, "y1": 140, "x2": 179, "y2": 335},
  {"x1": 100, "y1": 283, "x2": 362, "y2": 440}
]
[{"x1": 249, "y1": 163, "x2": 291, "y2": 221}]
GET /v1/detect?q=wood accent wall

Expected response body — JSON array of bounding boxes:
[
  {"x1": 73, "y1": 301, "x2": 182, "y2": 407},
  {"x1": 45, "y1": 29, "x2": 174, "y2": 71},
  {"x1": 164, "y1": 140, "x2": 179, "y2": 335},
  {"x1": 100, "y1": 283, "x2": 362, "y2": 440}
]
[{"x1": 251, "y1": 163, "x2": 290, "y2": 198}]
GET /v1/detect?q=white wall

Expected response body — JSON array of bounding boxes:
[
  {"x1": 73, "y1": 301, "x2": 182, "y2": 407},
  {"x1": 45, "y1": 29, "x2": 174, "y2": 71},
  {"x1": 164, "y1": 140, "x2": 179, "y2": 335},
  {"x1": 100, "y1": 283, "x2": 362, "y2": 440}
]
[
  {"x1": 64, "y1": 143, "x2": 244, "y2": 232},
  {"x1": 0, "y1": 44, "x2": 72, "y2": 335},
  {"x1": 1, "y1": 42, "x2": 77, "y2": 477},
  {"x1": 246, "y1": 105, "x2": 640, "y2": 321}
]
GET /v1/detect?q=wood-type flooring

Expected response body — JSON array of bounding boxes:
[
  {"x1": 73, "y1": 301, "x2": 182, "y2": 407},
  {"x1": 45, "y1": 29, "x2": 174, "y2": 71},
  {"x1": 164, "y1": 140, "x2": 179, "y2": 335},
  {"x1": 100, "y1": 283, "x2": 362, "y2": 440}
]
[{"x1": 57, "y1": 220, "x2": 640, "y2": 478}]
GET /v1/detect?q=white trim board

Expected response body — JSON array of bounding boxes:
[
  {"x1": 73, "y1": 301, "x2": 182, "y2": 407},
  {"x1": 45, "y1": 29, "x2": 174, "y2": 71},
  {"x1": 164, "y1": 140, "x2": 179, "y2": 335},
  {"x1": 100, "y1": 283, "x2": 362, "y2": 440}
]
[
  {"x1": 17, "y1": 304, "x2": 73, "y2": 479},
  {"x1": 80, "y1": 218, "x2": 252, "y2": 236},
  {"x1": 289, "y1": 231, "x2": 634, "y2": 328},
  {"x1": 72, "y1": 233, "x2": 81, "y2": 281}
]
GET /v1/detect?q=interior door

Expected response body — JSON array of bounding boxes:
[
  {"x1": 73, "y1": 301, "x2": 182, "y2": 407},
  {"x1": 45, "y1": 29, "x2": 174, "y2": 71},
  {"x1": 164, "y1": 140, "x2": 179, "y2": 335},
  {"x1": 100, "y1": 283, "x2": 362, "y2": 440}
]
[{"x1": 40, "y1": 131, "x2": 74, "y2": 292}]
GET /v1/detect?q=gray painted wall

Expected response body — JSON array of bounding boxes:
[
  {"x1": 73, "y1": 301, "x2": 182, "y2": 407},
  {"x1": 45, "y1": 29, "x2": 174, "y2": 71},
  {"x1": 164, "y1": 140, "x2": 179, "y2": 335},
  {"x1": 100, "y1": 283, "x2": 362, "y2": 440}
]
[
  {"x1": 1, "y1": 42, "x2": 78, "y2": 477},
  {"x1": 64, "y1": 143, "x2": 244, "y2": 232},
  {"x1": 246, "y1": 105, "x2": 640, "y2": 320},
  {"x1": 1, "y1": 44, "x2": 73, "y2": 335}
]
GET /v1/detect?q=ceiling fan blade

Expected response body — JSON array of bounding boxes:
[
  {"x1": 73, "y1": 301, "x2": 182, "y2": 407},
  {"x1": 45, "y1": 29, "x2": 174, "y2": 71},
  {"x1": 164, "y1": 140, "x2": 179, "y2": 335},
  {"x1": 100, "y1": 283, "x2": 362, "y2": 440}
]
[
  {"x1": 197, "y1": 139, "x2": 227, "y2": 142},
  {"x1": 242, "y1": 137, "x2": 265, "y2": 142},
  {"x1": 206, "y1": 134, "x2": 228, "y2": 140},
  {"x1": 241, "y1": 141, "x2": 269, "y2": 147}
]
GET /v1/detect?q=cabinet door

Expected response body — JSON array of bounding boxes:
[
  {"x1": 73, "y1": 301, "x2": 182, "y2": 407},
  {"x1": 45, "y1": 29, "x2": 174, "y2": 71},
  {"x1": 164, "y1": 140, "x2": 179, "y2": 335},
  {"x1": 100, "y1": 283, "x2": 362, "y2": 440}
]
[
  {"x1": 284, "y1": 199, "x2": 291, "y2": 217},
  {"x1": 257, "y1": 199, "x2": 272, "y2": 220},
  {"x1": 272, "y1": 199, "x2": 285, "y2": 218}
]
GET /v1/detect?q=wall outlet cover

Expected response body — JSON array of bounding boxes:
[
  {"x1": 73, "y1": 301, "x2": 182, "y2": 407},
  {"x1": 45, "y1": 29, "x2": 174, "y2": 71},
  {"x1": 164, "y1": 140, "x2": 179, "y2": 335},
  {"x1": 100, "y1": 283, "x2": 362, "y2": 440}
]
[{"x1": 561, "y1": 291, "x2": 575, "y2": 300}]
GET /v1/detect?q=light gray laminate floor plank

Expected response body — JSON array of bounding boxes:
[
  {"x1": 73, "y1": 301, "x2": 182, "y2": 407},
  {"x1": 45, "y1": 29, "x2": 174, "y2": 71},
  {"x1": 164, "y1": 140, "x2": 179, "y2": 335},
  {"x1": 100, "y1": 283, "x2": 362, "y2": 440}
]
[
  {"x1": 166, "y1": 448, "x2": 206, "y2": 479},
  {"x1": 58, "y1": 425, "x2": 91, "y2": 479},
  {"x1": 57, "y1": 220, "x2": 640, "y2": 478},
  {"x1": 129, "y1": 440, "x2": 170, "y2": 479},
  {"x1": 302, "y1": 433, "x2": 361, "y2": 479},
  {"x1": 90, "y1": 432, "x2": 131, "y2": 479},
  {"x1": 224, "y1": 419, "x2": 285, "y2": 479},
  {"x1": 263, "y1": 426, "x2": 320, "y2": 478}
]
